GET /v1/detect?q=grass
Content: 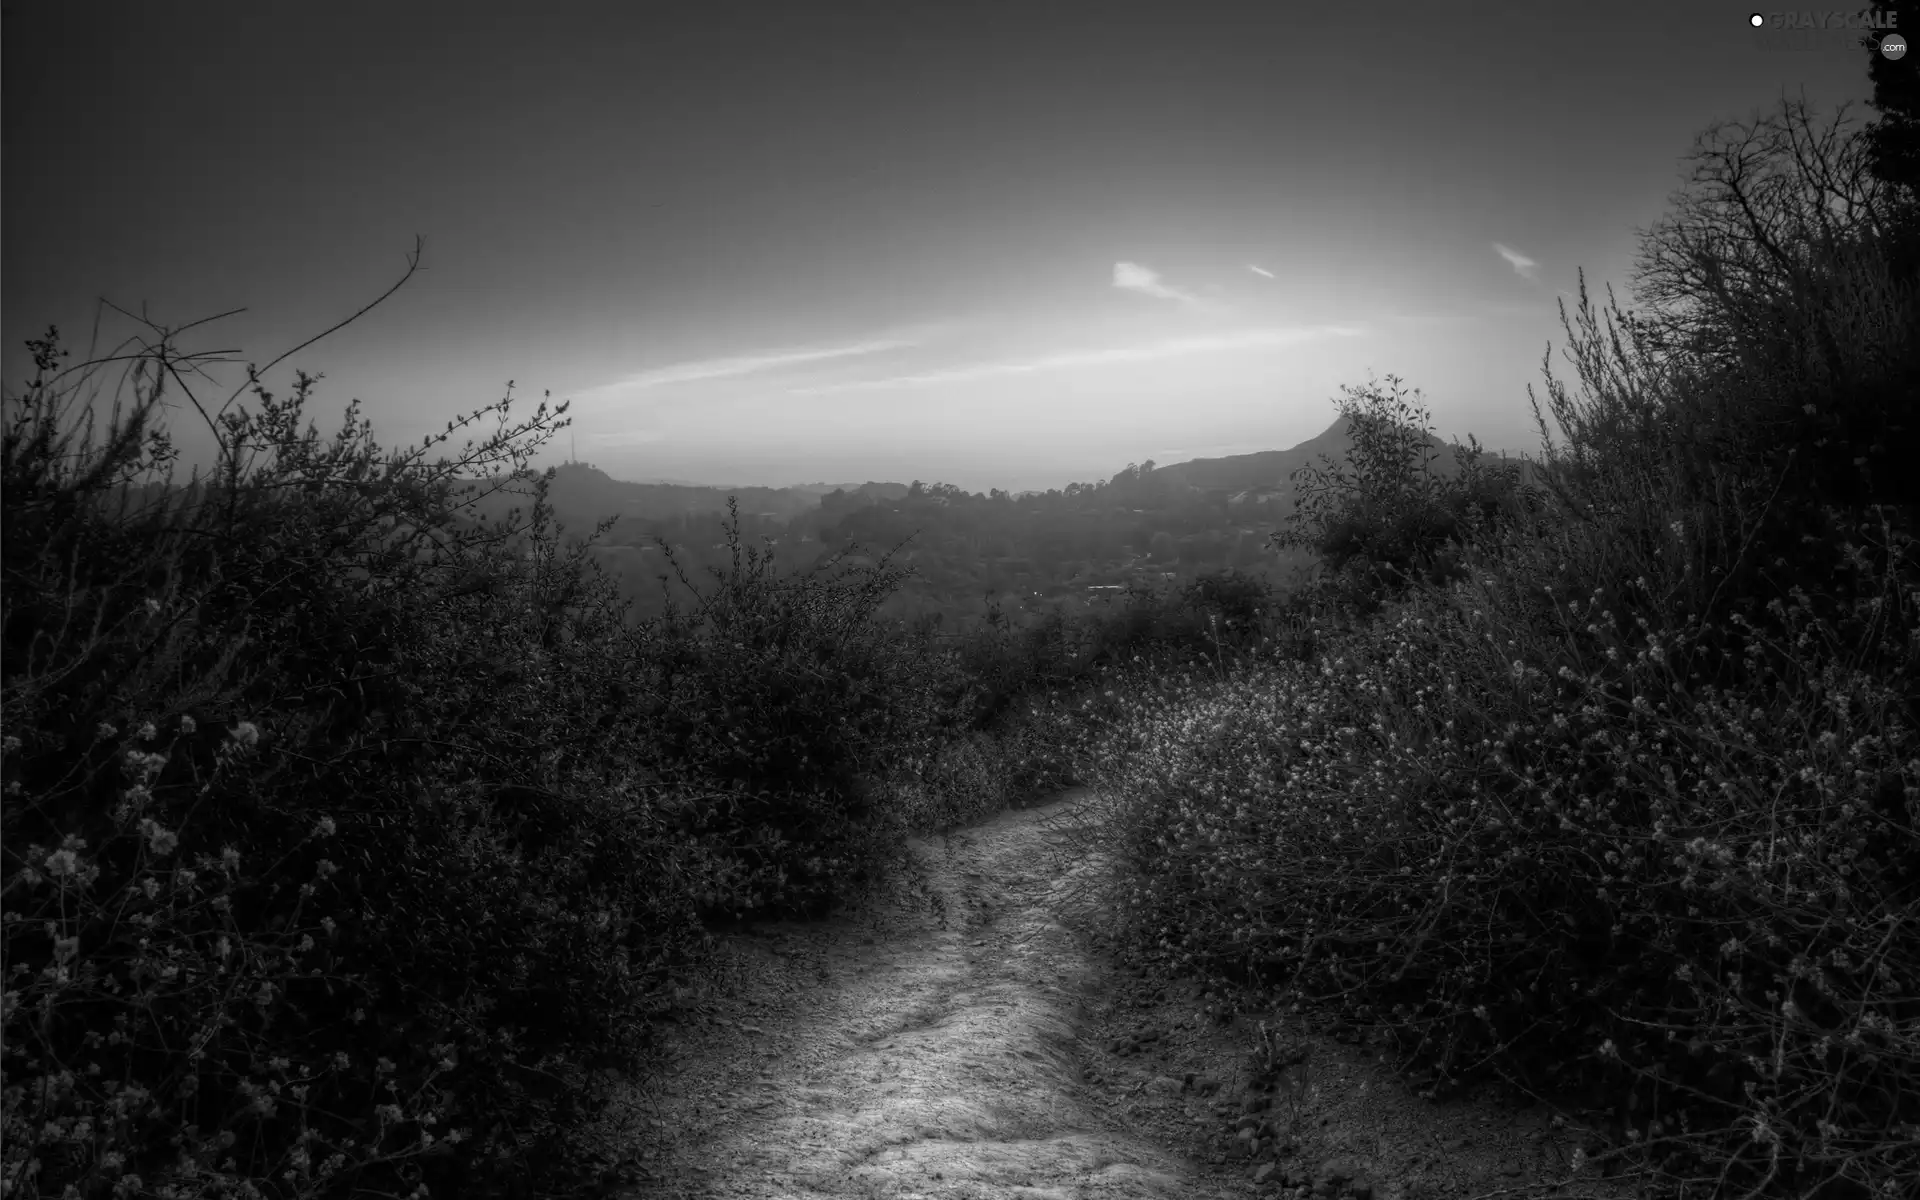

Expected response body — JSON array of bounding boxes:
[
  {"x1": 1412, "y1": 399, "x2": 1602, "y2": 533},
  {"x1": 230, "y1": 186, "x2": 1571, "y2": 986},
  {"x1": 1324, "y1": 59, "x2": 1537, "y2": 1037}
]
[{"x1": 3, "y1": 95, "x2": 1916, "y2": 1198}]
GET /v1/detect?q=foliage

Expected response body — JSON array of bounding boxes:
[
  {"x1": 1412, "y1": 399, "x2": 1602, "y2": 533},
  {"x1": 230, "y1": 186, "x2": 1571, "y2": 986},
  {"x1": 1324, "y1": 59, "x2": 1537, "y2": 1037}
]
[
  {"x1": 10, "y1": 66, "x2": 1917, "y2": 1200},
  {"x1": 1, "y1": 250, "x2": 1206, "y2": 1193},
  {"x1": 1860, "y1": 12, "x2": 1920, "y2": 207},
  {"x1": 0, "y1": 310, "x2": 714, "y2": 1198},
  {"x1": 616, "y1": 502, "x2": 987, "y2": 920},
  {"x1": 0, "y1": 294, "x2": 1059, "y2": 1197},
  {"x1": 1269, "y1": 374, "x2": 1542, "y2": 618},
  {"x1": 1067, "y1": 93, "x2": 1920, "y2": 1199},
  {"x1": 1625, "y1": 98, "x2": 1919, "y2": 519}
]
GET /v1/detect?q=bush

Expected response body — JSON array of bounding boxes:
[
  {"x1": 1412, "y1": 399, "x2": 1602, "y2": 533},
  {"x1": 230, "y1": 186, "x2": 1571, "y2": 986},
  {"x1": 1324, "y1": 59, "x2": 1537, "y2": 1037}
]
[
  {"x1": 1271, "y1": 374, "x2": 1543, "y2": 620},
  {"x1": 0, "y1": 295, "x2": 1097, "y2": 1197},
  {"x1": 1076, "y1": 529, "x2": 1918, "y2": 1192},
  {"x1": 1624, "y1": 97, "x2": 1920, "y2": 521},
  {"x1": 1066, "y1": 94, "x2": 1920, "y2": 1198},
  {"x1": 617, "y1": 502, "x2": 990, "y2": 919},
  {"x1": 2, "y1": 317, "x2": 703, "y2": 1199}
]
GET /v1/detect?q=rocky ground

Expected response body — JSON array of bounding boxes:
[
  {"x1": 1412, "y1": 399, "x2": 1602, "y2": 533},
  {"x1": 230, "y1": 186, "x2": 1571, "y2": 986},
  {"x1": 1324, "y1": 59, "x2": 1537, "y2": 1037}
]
[{"x1": 592, "y1": 788, "x2": 1646, "y2": 1200}]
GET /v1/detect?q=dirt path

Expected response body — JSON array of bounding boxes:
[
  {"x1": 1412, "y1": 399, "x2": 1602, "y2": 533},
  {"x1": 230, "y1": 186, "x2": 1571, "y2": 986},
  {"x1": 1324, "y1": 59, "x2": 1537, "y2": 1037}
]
[{"x1": 599, "y1": 789, "x2": 1638, "y2": 1200}]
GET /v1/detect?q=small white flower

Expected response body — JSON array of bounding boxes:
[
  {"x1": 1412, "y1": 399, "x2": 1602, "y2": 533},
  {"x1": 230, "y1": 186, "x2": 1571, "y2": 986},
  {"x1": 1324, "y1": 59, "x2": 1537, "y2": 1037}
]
[{"x1": 140, "y1": 819, "x2": 179, "y2": 857}]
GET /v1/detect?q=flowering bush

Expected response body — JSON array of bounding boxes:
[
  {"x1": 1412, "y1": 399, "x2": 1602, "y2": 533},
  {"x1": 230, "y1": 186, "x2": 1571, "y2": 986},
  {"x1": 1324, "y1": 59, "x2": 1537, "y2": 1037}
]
[
  {"x1": 0, "y1": 319, "x2": 722, "y2": 1197},
  {"x1": 1062, "y1": 97, "x2": 1920, "y2": 1198},
  {"x1": 1074, "y1": 526, "x2": 1918, "y2": 1194},
  {"x1": 0, "y1": 303, "x2": 1095, "y2": 1196}
]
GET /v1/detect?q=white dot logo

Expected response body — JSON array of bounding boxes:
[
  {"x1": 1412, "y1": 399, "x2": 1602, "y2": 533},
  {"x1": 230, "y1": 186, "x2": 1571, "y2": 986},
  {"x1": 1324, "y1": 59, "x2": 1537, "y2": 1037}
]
[{"x1": 1749, "y1": 13, "x2": 1764, "y2": 27}]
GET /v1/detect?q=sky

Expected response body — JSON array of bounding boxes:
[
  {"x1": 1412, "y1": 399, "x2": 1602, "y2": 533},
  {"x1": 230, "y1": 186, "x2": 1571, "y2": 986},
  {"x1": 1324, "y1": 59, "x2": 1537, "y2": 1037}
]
[{"x1": 1, "y1": 2, "x2": 1897, "y2": 494}]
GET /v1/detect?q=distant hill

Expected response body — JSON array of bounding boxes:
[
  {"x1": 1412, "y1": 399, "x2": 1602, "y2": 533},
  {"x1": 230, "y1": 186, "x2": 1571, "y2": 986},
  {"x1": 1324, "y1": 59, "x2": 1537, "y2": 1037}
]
[
  {"x1": 89, "y1": 420, "x2": 1537, "y2": 540},
  {"x1": 1150, "y1": 418, "x2": 1534, "y2": 496},
  {"x1": 531, "y1": 463, "x2": 824, "y2": 522},
  {"x1": 75, "y1": 420, "x2": 1547, "y2": 637},
  {"x1": 784, "y1": 481, "x2": 904, "y2": 497}
]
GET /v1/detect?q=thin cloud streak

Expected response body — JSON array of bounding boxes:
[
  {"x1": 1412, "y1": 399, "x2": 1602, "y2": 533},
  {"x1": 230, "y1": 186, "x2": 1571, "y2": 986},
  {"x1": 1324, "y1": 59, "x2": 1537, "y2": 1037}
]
[
  {"x1": 789, "y1": 325, "x2": 1363, "y2": 395},
  {"x1": 1246, "y1": 263, "x2": 1276, "y2": 279},
  {"x1": 589, "y1": 336, "x2": 922, "y2": 391},
  {"x1": 1113, "y1": 261, "x2": 1224, "y2": 311},
  {"x1": 1492, "y1": 242, "x2": 1540, "y2": 280}
]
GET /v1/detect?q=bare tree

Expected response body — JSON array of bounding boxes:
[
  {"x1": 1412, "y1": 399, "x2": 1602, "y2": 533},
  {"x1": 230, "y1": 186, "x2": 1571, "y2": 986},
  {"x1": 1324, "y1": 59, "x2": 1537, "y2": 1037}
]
[{"x1": 1627, "y1": 95, "x2": 1919, "y2": 511}]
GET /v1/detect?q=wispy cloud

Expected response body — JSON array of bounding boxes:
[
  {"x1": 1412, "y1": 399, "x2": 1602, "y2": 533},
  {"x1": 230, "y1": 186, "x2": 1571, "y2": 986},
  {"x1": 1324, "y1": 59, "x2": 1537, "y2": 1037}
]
[
  {"x1": 1492, "y1": 242, "x2": 1540, "y2": 281},
  {"x1": 1246, "y1": 263, "x2": 1276, "y2": 279},
  {"x1": 589, "y1": 336, "x2": 921, "y2": 391},
  {"x1": 1113, "y1": 261, "x2": 1223, "y2": 310},
  {"x1": 790, "y1": 325, "x2": 1363, "y2": 395}
]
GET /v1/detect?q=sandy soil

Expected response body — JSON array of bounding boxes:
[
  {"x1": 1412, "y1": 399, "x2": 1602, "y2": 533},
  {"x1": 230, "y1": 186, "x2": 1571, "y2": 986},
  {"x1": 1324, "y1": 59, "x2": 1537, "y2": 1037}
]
[{"x1": 597, "y1": 788, "x2": 1643, "y2": 1200}]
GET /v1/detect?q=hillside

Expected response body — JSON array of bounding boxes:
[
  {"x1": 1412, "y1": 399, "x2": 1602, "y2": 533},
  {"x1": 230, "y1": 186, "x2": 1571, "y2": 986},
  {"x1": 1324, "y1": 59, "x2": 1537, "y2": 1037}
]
[
  {"x1": 503, "y1": 417, "x2": 1533, "y2": 542},
  {"x1": 89, "y1": 418, "x2": 1538, "y2": 637},
  {"x1": 1150, "y1": 420, "x2": 1534, "y2": 495}
]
